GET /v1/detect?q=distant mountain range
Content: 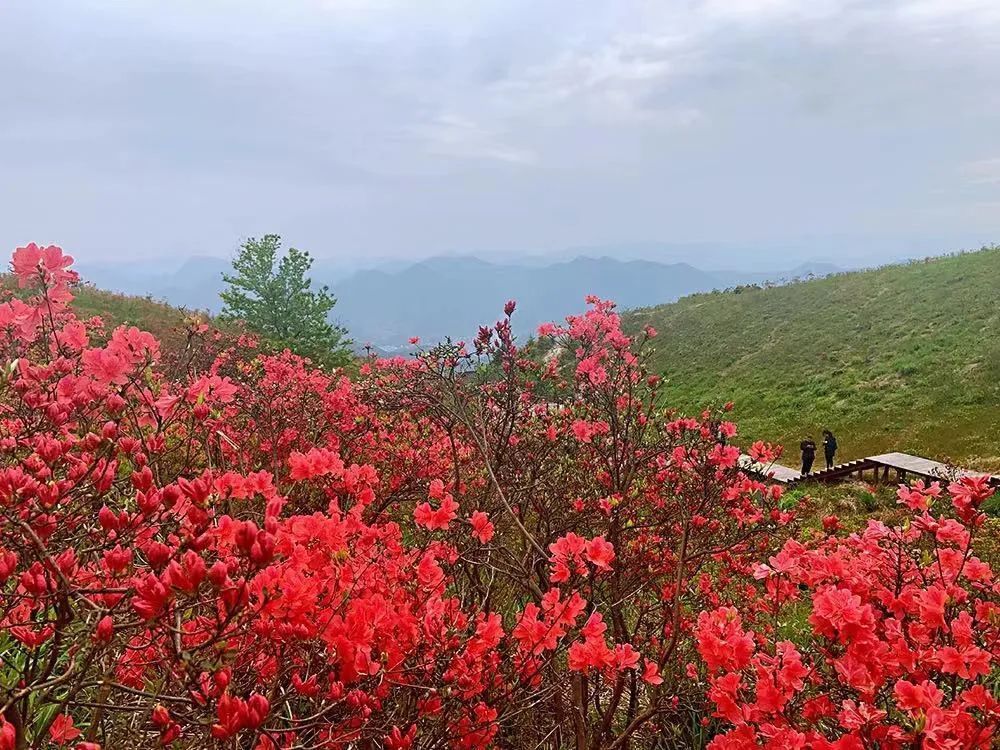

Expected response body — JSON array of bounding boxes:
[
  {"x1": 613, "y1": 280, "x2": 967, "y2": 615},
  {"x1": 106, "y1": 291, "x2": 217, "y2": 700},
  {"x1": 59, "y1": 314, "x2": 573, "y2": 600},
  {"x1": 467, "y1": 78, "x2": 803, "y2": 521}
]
[
  {"x1": 328, "y1": 257, "x2": 841, "y2": 349},
  {"x1": 76, "y1": 254, "x2": 842, "y2": 349}
]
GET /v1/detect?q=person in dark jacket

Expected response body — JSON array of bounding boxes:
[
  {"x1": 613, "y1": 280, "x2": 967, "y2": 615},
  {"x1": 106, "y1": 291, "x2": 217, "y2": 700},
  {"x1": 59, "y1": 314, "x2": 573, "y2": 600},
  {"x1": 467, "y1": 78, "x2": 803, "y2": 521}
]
[
  {"x1": 822, "y1": 429, "x2": 838, "y2": 469},
  {"x1": 800, "y1": 437, "x2": 817, "y2": 475}
]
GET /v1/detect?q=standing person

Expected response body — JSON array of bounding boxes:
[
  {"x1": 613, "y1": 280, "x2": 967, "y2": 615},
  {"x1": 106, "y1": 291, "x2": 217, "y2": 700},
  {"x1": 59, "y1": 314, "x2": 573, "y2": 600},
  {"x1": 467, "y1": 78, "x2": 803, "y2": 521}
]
[
  {"x1": 800, "y1": 437, "x2": 817, "y2": 475},
  {"x1": 822, "y1": 429, "x2": 838, "y2": 469}
]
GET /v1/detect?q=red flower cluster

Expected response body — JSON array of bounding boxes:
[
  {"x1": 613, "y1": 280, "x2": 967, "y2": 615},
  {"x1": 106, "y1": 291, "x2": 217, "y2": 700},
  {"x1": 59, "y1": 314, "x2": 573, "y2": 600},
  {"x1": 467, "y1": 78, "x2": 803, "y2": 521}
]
[
  {"x1": 698, "y1": 479, "x2": 999, "y2": 748},
  {"x1": 6, "y1": 243, "x2": 991, "y2": 749}
]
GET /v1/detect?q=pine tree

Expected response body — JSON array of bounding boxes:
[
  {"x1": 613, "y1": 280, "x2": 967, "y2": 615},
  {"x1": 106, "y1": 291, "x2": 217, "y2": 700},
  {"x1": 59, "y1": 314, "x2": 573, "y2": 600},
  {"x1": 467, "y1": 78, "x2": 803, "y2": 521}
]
[{"x1": 220, "y1": 235, "x2": 351, "y2": 367}]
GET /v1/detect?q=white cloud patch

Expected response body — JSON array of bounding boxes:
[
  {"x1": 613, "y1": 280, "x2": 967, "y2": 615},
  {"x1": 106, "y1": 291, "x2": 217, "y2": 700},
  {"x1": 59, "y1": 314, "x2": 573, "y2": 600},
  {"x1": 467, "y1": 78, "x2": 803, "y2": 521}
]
[
  {"x1": 413, "y1": 114, "x2": 536, "y2": 165},
  {"x1": 486, "y1": 33, "x2": 698, "y2": 124},
  {"x1": 894, "y1": 0, "x2": 1000, "y2": 25},
  {"x1": 961, "y1": 158, "x2": 1000, "y2": 185}
]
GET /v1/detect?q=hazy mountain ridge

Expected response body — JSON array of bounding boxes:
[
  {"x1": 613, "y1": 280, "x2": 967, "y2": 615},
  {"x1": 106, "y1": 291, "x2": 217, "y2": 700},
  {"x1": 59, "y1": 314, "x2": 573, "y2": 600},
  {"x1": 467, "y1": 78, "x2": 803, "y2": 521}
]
[
  {"x1": 76, "y1": 253, "x2": 845, "y2": 348},
  {"x1": 329, "y1": 256, "x2": 723, "y2": 346}
]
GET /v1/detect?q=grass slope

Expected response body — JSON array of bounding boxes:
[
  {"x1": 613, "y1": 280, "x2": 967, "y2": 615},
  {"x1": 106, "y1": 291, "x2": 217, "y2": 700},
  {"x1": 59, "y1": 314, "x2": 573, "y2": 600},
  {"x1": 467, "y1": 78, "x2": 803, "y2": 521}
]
[
  {"x1": 3, "y1": 276, "x2": 203, "y2": 351},
  {"x1": 71, "y1": 283, "x2": 199, "y2": 341},
  {"x1": 628, "y1": 247, "x2": 1000, "y2": 471}
]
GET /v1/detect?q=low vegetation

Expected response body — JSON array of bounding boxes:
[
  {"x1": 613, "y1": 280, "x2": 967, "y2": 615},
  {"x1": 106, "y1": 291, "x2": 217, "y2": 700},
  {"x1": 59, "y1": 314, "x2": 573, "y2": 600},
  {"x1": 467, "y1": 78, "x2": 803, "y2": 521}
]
[
  {"x1": 627, "y1": 246, "x2": 1000, "y2": 470},
  {"x1": 2, "y1": 277, "x2": 194, "y2": 338}
]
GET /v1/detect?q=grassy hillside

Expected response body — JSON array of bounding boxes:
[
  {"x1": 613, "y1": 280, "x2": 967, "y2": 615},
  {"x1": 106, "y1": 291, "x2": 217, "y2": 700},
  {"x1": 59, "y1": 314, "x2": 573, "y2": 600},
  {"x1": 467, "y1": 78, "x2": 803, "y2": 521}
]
[
  {"x1": 2, "y1": 276, "x2": 204, "y2": 350},
  {"x1": 628, "y1": 247, "x2": 1000, "y2": 471},
  {"x1": 71, "y1": 283, "x2": 201, "y2": 341}
]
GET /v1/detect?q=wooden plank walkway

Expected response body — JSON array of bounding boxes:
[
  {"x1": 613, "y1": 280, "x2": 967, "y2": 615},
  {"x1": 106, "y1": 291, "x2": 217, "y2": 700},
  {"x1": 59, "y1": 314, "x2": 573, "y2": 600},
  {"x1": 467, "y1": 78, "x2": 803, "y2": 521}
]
[
  {"x1": 792, "y1": 458, "x2": 876, "y2": 484},
  {"x1": 866, "y1": 452, "x2": 994, "y2": 482},
  {"x1": 740, "y1": 451, "x2": 1000, "y2": 487},
  {"x1": 737, "y1": 454, "x2": 802, "y2": 483}
]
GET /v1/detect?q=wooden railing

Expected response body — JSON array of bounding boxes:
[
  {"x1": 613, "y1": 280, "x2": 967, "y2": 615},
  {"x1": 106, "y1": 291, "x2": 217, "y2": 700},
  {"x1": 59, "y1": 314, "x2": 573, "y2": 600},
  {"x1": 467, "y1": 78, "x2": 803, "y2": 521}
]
[{"x1": 740, "y1": 451, "x2": 1000, "y2": 487}]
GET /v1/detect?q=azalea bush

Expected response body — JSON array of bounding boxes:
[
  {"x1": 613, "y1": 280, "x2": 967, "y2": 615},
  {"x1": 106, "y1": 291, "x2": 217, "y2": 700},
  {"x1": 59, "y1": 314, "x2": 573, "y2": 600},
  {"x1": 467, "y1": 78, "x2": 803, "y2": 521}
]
[
  {"x1": 0, "y1": 245, "x2": 496, "y2": 749},
  {"x1": 697, "y1": 478, "x2": 999, "y2": 748},
  {"x1": 0, "y1": 243, "x2": 995, "y2": 750},
  {"x1": 359, "y1": 298, "x2": 797, "y2": 749}
]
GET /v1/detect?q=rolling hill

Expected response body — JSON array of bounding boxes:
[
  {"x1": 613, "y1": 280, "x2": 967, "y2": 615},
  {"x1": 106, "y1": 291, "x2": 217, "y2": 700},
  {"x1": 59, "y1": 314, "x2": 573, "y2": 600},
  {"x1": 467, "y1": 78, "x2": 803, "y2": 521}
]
[
  {"x1": 626, "y1": 247, "x2": 1000, "y2": 471},
  {"x1": 75, "y1": 256, "x2": 231, "y2": 315},
  {"x1": 75, "y1": 252, "x2": 843, "y2": 350},
  {"x1": 329, "y1": 256, "x2": 726, "y2": 347},
  {"x1": 70, "y1": 283, "x2": 196, "y2": 338},
  {"x1": 2, "y1": 275, "x2": 201, "y2": 353}
]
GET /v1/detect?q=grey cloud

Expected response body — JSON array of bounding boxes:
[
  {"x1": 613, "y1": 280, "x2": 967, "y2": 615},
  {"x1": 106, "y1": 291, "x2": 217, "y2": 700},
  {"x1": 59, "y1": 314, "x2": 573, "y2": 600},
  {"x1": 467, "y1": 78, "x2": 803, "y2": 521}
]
[{"x1": 1, "y1": 0, "x2": 999, "y2": 263}]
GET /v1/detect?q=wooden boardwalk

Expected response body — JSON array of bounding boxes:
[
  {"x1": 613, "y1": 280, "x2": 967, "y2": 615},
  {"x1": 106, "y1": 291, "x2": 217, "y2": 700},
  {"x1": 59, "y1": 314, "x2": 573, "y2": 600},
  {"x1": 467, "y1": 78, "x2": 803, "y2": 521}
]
[
  {"x1": 737, "y1": 455, "x2": 803, "y2": 483},
  {"x1": 866, "y1": 452, "x2": 995, "y2": 482},
  {"x1": 740, "y1": 451, "x2": 999, "y2": 488}
]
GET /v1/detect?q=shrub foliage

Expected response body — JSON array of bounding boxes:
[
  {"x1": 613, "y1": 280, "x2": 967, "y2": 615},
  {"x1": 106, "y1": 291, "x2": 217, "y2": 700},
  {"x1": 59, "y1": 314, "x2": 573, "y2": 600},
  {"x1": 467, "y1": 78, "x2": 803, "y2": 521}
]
[{"x1": 0, "y1": 244, "x2": 996, "y2": 749}]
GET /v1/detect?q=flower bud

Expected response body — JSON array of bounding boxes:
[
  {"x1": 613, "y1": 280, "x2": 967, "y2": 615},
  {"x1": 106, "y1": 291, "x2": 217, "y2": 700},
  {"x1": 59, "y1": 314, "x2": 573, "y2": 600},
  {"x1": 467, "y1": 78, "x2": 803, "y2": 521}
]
[
  {"x1": 151, "y1": 704, "x2": 171, "y2": 728},
  {"x1": 95, "y1": 615, "x2": 114, "y2": 643}
]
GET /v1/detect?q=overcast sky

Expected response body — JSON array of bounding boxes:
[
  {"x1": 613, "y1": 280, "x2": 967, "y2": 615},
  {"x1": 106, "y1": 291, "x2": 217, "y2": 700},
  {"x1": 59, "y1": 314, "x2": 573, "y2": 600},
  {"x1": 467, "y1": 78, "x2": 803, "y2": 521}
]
[{"x1": 2, "y1": 0, "x2": 1000, "y2": 266}]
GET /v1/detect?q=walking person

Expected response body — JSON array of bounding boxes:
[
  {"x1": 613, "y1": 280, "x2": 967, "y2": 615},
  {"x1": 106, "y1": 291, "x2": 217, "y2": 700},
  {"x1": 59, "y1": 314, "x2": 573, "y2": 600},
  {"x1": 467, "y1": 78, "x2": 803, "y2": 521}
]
[
  {"x1": 822, "y1": 429, "x2": 838, "y2": 470},
  {"x1": 800, "y1": 437, "x2": 817, "y2": 475}
]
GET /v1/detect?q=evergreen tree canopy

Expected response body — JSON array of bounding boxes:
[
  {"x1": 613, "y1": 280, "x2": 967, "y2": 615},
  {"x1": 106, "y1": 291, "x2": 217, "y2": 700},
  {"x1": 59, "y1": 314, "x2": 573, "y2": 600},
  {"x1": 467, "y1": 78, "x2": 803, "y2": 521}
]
[{"x1": 220, "y1": 234, "x2": 351, "y2": 367}]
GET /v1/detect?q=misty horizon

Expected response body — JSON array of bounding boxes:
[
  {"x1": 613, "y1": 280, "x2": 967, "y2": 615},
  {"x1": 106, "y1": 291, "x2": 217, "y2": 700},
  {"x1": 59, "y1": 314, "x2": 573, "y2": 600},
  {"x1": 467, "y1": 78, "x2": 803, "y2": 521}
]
[{"x1": 70, "y1": 233, "x2": 996, "y2": 277}]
